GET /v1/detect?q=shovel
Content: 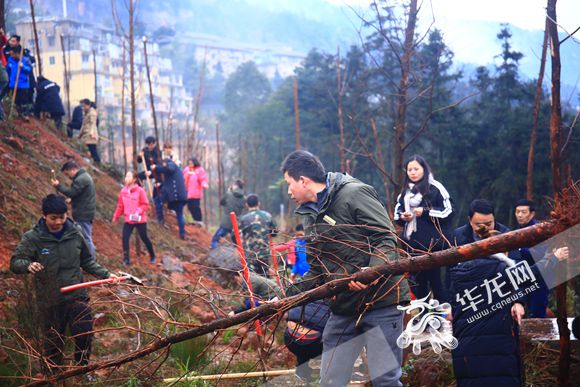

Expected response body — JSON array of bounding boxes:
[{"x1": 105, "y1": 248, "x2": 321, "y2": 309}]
[{"x1": 60, "y1": 271, "x2": 143, "y2": 293}]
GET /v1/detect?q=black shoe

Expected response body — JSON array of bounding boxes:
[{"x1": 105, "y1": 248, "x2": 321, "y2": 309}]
[{"x1": 122, "y1": 258, "x2": 130, "y2": 266}]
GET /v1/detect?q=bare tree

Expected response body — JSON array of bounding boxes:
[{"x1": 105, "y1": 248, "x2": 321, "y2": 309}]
[{"x1": 28, "y1": 0, "x2": 42, "y2": 77}]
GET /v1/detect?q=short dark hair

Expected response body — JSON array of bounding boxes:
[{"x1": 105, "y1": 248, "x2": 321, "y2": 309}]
[
  {"x1": 42, "y1": 194, "x2": 67, "y2": 215},
  {"x1": 145, "y1": 136, "x2": 157, "y2": 144},
  {"x1": 61, "y1": 160, "x2": 79, "y2": 172},
  {"x1": 515, "y1": 199, "x2": 535, "y2": 212},
  {"x1": 246, "y1": 194, "x2": 259, "y2": 207},
  {"x1": 295, "y1": 223, "x2": 304, "y2": 232},
  {"x1": 10, "y1": 34, "x2": 21, "y2": 42},
  {"x1": 281, "y1": 150, "x2": 326, "y2": 183},
  {"x1": 80, "y1": 98, "x2": 91, "y2": 106},
  {"x1": 469, "y1": 199, "x2": 495, "y2": 217},
  {"x1": 234, "y1": 179, "x2": 245, "y2": 190}
]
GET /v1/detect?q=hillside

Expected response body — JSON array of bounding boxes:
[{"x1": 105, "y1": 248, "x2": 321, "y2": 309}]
[{"x1": 0, "y1": 118, "x2": 292, "y2": 385}]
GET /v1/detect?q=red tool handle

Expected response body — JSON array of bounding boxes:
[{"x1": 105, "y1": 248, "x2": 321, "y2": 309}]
[
  {"x1": 60, "y1": 276, "x2": 126, "y2": 293},
  {"x1": 269, "y1": 235, "x2": 282, "y2": 290},
  {"x1": 230, "y1": 211, "x2": 263, "y2": 337}
]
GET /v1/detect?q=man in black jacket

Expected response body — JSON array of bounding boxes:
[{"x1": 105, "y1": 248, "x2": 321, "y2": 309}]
[
  {"x1": 449, "y1": 199, "x2": 524, "y2": 386},
  {"x1": 34, "y1": 76, "x2": 65, "y2": 130},
  {"x1": 67, "y1": 104, "x2": 83, "y2": 138}
]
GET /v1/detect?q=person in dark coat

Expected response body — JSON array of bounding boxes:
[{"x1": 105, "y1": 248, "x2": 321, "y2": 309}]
[
  {"x1": 148, "y1": 144, "x2": 187, "y2": 239},
  {"x1": 210, "y1": 180, "x2": 245, "y2": 249},
  {"x1": 67, "y1": 105, "x2": 83, "y2": 138},
  {"x1": 285, "y1": 299, "x2": 331, "y2": 384},
  {"x1": 34, "y1": 76, "x2": 65, "y2": 130},
  {"x1": 448, "y1": 199, "x2": 524, "y2": 387},
  {"x1": 394, "y1": 155, "x2": 454, "y2": 302},
  {"x1": 10, "y1": 194, "x2": 112, "y2": 374},
  {"x1": 137, "y1": 136, "x2": 164, "y2": 224}
]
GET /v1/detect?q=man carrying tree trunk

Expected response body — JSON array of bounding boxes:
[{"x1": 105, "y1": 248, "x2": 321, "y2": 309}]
[
  {"x1": 281, "y1": 150, "x2": 410, "y2": 386},
  {"x1": 10, "y1": 194, "x2": 113, "y2": 375}
]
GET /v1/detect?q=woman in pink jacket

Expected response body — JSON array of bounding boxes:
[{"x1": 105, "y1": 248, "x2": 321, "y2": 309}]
[
  {"x1": 113, "y1": 171, "x2": 156, "y2": 265},
  {"x1": 183, "y1": 157, "x2": 208, "y2": 225}
]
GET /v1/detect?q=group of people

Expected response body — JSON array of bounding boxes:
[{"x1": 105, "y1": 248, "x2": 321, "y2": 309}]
[{"x1": 9, "y1": 145, "x2": 573, "y2": 385}]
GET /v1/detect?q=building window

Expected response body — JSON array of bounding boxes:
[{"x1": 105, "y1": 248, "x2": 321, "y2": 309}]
[
  {"x1": 82, "y1": 53, "x2": 90, "y2": 63},
  {"x1": 48, "y1": 36, "x2": 55, "y2": 47},
  {"x1": 49, "y1": 56, "x2": 56, "y2": 65}
]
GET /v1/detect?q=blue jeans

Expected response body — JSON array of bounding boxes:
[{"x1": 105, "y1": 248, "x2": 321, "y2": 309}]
[
  {"x1": 168, "y1": 201, "x2": 185, "y2": 239},
  {"x1": 153, "y1": 195, "x2": 164, "y2": 223},
  {"x1": 78, "y1": 221, "x2": 95, "y2": 261},
  {"x1": 210, "y1": 227, "x2": 232, "y2": 249},
  {"x1": 320, "y1": 306, "x2": 403, "y2": 386}
]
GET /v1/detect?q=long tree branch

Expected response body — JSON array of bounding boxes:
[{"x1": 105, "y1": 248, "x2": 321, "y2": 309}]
[{"x1": 25, "y1": 199, "x2": 580, "y2": 386}]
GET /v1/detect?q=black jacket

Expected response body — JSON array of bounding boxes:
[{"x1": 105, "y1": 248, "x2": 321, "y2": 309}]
[
  {"x1": 394, "y1": 180, "x2": 455, "y2": 252},
  {"x1": 155, "y1": 158, "x2": 186, "y2": 204},
  {"x1": 67, "y1": 105, "x2": 83, "y2": 130},
  {"x1": 448, "y1": 222, "x2": 522, "y2": 386},
  {"x1": 34, "y1": 78, "x2": 65, "y2": 116}
]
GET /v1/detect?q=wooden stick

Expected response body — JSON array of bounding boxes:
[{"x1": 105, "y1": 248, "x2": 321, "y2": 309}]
[
  {"x1": 230, "y1": 211, "x2": 263, "y2": 337},
  {"x1": 139, "y1": 152, "x2": 154, "y2": 198},
  {"x1": 269, "y1": 234, "x2": 282, "y2": 289},
  {"x1": 163, "y1": 369, "x2": 296, "y2": 382}
]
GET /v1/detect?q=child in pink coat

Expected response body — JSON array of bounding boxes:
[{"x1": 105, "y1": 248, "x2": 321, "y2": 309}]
[
  {"x1": 183, "y1": 157, "x2": 208, "y2": 225},
  {"x1": 113, "y1": 171, "x2": 156, "y2": 265}
]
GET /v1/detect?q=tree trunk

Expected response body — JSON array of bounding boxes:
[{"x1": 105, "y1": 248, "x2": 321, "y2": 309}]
[
  {"x1": 143, "y1": 37, "x2": 160, "y2": 158},
  {"x1": 546, "y1": 1, "x2": 570, "y2": 386},
  {"x1": 0, "y1": 0, "x2": 5, "y2": 31},
  {"x1": 216, "y1": 122, "x2": 223, "y2": 225},
  {"x1": 29, "y1": 0, "x2": 42, "y2": 77},
  {"x1": 129, "y1": 0, "x2": 137, "y2": 170},
  {"x1": 121, "y1": 40, "x2": 128, "y2": 174},
  {"x1": 294, "y1": 78, "x2": 300, "y2": 150},
  {"x1": 526, "y1": 19, "x2": 549, "y2": 200},
  {"x1": 337, "y1": 47, "x2": 345, "y2": 172},
  {"x1": 393, "y1": 0, "x2": 418, "y2": 193},
  {"x1": 59, "y1": 34, "x2": 71, "y2": 121},
  {"x1": 92, "y1": 49, "x2": 97, "y2": 105},
  {"x1": 25, "y1": 215, "x2": 578, "y2": 386}
]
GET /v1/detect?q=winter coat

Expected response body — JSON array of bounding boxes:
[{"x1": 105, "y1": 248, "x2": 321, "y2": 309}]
[
  {"x1": 274, "y1": 238, "x2": 309, "y2": 276},
  {"x1": 137, "y1": 146, "x2": 162, "y2": 197},
  {"x1": 67, "y1": 105, "x2": 83, "y2": 130},
  {"x1": 394, "y1": 179, "x2": 454, "y2": 252},
  {"x1": 448, "y1": 222, "x2": 522, "y2": 387},
  {"x1": 113, "y1": 184, "x2": 150, "y2": 224},
  {"x1": 285, "y1": 172, "x2": 410, "y2": 316},
  {"x1": 155, "y1": 158, "x2": 187, "y2": 204},
  {"x1": 55, "y1": 168, "x2": 96, "y2": 222},
  {"x1": 183, "y1": 165, "x2": 208, "y2": 199},
  {"x1": 219, "y1": 188, "x2": 246, "y2": 229},
  {"x1": 0, "y1": 34, "x2": 7, "y2": 67},
  {"x1": 34, "y1": 78, "x2": 65, "y2": 116},
  {"x1": 7, "y1": 55, "x2": 32, "y2": 89},
  {"x1": 233, "y1": 272, "x2": 283, "y2": 313},
  {"x1": 10, "y1": 218, "x2": 110, "y2": 308},
  {"x1": 79, "y1": 107, "x2": 98, "y2": 145}
]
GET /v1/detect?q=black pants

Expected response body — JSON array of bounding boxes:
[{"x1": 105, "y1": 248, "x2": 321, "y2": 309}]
[
  {"x1": 284, "y1": 329, "x2": 323, "y2": 383},
  {"x1": 122, "y1": 222, "x2": 155, "y2": 263},
  {"x1": 186, "y1": 198, "x2": 202, "y2": 221},
  {"x1": 411, "y1": 267, "x2": 447, "y2": 302},
  {"x1": 87, "y1": 144, "x2": 101, "y2": 164},
  {"x1": 41, "y1": 298, "x2": 93, "y2": 373}
]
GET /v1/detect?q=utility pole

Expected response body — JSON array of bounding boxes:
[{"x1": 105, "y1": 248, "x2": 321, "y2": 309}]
[{"x1": 60, "y1": 34, "x2": 71, "y2": 120}]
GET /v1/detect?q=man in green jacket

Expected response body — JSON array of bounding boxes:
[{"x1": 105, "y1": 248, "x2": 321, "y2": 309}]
[
  {"x1": 282, "y1": 150, "x2": 410, "y2": 386},
  {"x1": 51, "y1": 160, "x2": 96, "y2": 261},
  {"x1": 10, "y1": 194, "x2": 112, "y2": 373},
  {"x1": 211, "y1": 179, "x2": 246, "y2": 249}
]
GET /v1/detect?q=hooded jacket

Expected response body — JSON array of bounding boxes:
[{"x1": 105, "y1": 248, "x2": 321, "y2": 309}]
[
  {"x1": 219, "y1": 188, "x2": 246, "y2": 229},
  {"x1": 56, "y1": 168, "x2": 96, "y2": 222},
  {"x1": 10, "y1": 218, "x2": 110, "y2": 307},
  {"x1": 34, "y1": 77, "x2": 65, "y2": 116},
  {"x1": 113, "y1": 184, "x2": 149, "y2": 224},
  {"x1": 286, "y1": 172, "x2": 410, "y2": 316},
  {"x1": 449, "y1": 222, "x2": 522, "y2": 386}
]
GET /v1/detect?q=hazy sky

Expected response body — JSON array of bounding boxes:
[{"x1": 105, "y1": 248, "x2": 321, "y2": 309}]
[{"x1": 327, "y1": 0, "x2": 579, "y2": 32}]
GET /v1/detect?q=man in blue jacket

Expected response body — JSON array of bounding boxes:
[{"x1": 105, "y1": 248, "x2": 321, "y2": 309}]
[
  {"x1": 7, "y1": 45, "x2": 33, "y2": 116},
  {"x1": 449, "y1": 199, "x2": 524, "y2": 386}
]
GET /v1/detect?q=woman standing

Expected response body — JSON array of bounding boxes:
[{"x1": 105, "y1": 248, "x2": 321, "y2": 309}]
[
  {"x1": 394, "y1": 155, "x2": 454, "y2": 301},
  {"x1": 112, "y1": 171, "x2": 156, "y2": 265},
  {"x1": 183, "y1": 157, "x2": 208, "y2": 226},
  {"x1": 78, "y1": 98, "x2": 101, "y2": 165}
]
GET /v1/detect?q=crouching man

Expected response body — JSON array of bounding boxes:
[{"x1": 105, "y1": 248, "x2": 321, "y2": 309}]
[{"x1": 10, "y1": 194, "x2": 113, "y2": 373}]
